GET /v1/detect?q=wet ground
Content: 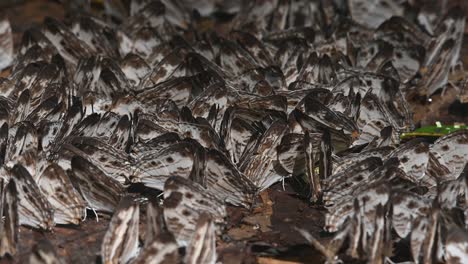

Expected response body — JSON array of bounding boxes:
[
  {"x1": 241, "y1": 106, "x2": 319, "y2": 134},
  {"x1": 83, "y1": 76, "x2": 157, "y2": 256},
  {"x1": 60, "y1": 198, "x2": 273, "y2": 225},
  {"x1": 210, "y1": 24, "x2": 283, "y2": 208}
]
[{"x1": 1, "y1": 1, "x2": 468, "y2": 263}]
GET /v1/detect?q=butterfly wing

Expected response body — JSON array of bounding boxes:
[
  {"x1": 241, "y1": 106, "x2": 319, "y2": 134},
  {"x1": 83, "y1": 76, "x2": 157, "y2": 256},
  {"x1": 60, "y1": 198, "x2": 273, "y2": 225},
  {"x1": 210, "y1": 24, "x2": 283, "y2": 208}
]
[
  {"x1": 70, "y1": 156, "x2": 125, "y2": 213},
  {"x1": 37, "y1": 163, "x2": 85, "y2": 225},
  {"x1": 184, "y1": 213, "x2": 217, "y2": 264},
  {"x1": 101, "y1": 196, "x2": 140, "y2": 264},
  {"x1": 0, "y1": 180, "x2": 18, "y2": 257},
  {"x1": 163, "y1": 176, "x2": 226, "y2": 245},
  {"x1": 11, "y1": 165, "x2": 54, "y2": 230}
]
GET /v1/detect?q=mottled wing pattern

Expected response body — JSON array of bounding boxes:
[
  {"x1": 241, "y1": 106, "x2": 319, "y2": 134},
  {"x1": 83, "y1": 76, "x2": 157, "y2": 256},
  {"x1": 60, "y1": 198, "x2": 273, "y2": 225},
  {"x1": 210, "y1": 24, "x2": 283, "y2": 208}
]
[
  {"x1": 133, "y1": 140, "x2": 204, "y2": 190},
  {"x1": 390, "y1": 46, "x2": 424, "y2": 83},
  {"x1": 185, "y1": 213, "x2": 217, "y2": 264},
  {"x1": 418, "y1": 8, "x2": 465, "y2": 96},
  {"x1": 189, "y1": 83, "x2": 238, "y2": 130},
  {"x1": 101, "y1": 196, "x2": 140, "y2": 264},
  {"x1": 275, "y1": 133, "x2": 306, "y2": 175},
  {"x1": 162, "y1": 120, "x2": 223, "y2": 151},
  {"x1": 132, "y1": 234, "x2": 180, "y2": 264},
  {"x1": 136, "y1": 77, "x2": 192, "y2": 108},
  {"x1": 352, "y1": 93, "x2": 392, "y2": 146},
  {"x1": 39, "y1": 121, "x2": 64, "y2": 157},
  {"x1": 5, "y1": 122, "x2": 39, "y2": 179},
  {"x1": 130, "y1": 132, "x2": 180, "y2": 157},
  {"x1": 325, "y1": 183, "x2": 390, "y2": 233},
  {"x1": 322, "y1": 157, "x2": 383, "y2": 207},
  {"x1": 438, "y1": 164, "x2": 467, "y2": 210},
  {"x1": 143, "y1": 197, "x2": 165, "y2": 246},
  {"x1": 296, "y1": 53, "x2": 337, "y2": 85},
  {"x1": 204, "y1": 149, "x2": 256, "y2": 207},
  {"x1": 163, "y1": 176, "x2": 226, "y2": 245},
  {"x1": 220, "y1": 107, "x2": 265, "y2": 165},
  {"x1": 0, "y1": 180, "x2": 18, "y2": 257},
  {"x1": 70, "y1": 156, "x2": 125, "y2": 213},
  {"x1": 332, "y1": 147, "x2": 393, "y2": 175},
  {"x1": 70, "y1": 14, "x2": 119, "y2": 58},
  {"x1": 133, "y1": 114, "x2": 169, "y2": 144},
  {"x1": 42, "y1": 17, "x2": 93, "y2": 66},
  {"x1": 36, "y1": 163, "x2": 85, "y2": 225},
  {"x1": 139, "y1": 48, "x2": 188, "y2": 87},
  {"x1": 69, "y1": 137, "x2": 132, "y2": 184},
  {"x1": 11, "y1": 165, "x2": 54, "y2": 230},
  {"x1": 0, "y1": 17, "x2": 13, "y2": 71},
  {"x1": 348, "y1": 0, "x2": 404, "y2": 29},
  {"x1": 391, "y1": 191, "x2": 432, "y2": 239},
  {"x1": 428, "y1": 130, "x2": 468, "y2": 182},
  {"x1": 299, "y1": 95, "x2": 359, "y2": 137},
  {"x1": 120, "y1": 53, "x2": 151, "y2": 87},
  {"x1": 389, "y1": 139, "x2": 432, "y2": 185},
  {"x1": 444, "y1": 225, "x2": 468, "y2": 264},
  {"x1": 29, "y1": 238, "x2": 64, "y2": 264},
  {"x1": 410, "y1": 206, "x2": 439, "y2": 264},
  {"x1": 427, "y1": 8, "x2": 465, "y2": 69},
  {"x1": 230, "y1": 31, "x2": 274, "y2": 68},
  {"x1": 367, "y1": 204, "x2": 386, "y2": 264},
  {"x1": 241, "y1": 121, "x2": 289, "y2": 191},
  {"x1": 419, "y1": 39, "x2": 456, "y2": 96},
  {"x1": 108, "y1": 114, "x2": 132, "y2": 152}
]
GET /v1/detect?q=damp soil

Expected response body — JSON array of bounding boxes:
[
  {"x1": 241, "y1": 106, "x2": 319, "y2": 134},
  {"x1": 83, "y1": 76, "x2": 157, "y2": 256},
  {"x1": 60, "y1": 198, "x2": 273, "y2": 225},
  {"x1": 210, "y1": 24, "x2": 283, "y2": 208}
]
[{"x1": 1, "y1": 1, "x2": 468, "y2": 264}]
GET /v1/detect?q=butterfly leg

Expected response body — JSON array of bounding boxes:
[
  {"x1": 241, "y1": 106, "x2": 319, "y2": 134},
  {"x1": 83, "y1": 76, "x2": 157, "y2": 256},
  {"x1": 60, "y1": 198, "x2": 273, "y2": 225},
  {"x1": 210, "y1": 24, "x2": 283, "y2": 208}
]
[{"x1": 86, "y1": 206, "x2": 99, "y2": 222}]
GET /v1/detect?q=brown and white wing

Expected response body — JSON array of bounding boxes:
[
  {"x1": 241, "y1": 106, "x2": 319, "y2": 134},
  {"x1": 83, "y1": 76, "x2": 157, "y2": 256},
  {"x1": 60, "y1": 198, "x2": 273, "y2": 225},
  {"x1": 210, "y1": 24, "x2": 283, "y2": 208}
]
[
  {"x1": 428, "y1": 130, "x2": 468, "y2": 182},
  {"x1": 325, "y1": 183, "x2": 390, "y2": 233},
  {"x1": 29, "y1": 238, "x2": 64, "y2": 264},
  {"x1": 348, "y1": 0, "x2": 404, "y2": 29},
  {"x1": 69, "y1": 136, "x2": 132, "y2": 184},
  {"x1": 101, "y1": 196, "x2": 140, "y2": 264},
  {"x1": 322, "y1": 157, "x2": 383, "y2": 207},
  {"x1": 241, "y1": 121, "x2": 289, "y2": 191},
  {"x1": 70, "y1": 156, "x2": 125, "y2": 213},
  {"x1": 185, "y1": 213, "x2": 217, "y2": 264},
  {"x1": 163, "y1": 176, "x2": 226, "y2": 245},
  {"x1": 0, "y1": 180, "x2": 18, "y2": 257},
  {"x1": 0, "y1": 16, "x2": 13, "y2": 71},
  {"x1": 133, "y1": 140, "x2": 204, "y2": 190},
  {"x1": 120, "y1": 53, "x2": 151, "y2": 87},
  {"x1": 11, "y1": 165, "x2": 54, "y2": 230},
  {"x1": 37, "y1": 163, "x2": 85, "y2": 225},
  {"x1": 143, "y1": 196, "x2": 166, "y2": 247},
  {"x1": 389, "y1": 139, "x2": 432, "y2": 186},
  {"x1": 445, "y1": 225, "x2": 468, "y2": 264},
  {"x1": 204, "y1": 149, "x2": 256, "y2": 207},
  {"x1": 5, "y1": 122, "x2": 39, "y2": 179},
  {"x1": 131, "y1": 234, "x2": 180, "y2": 264},
  {"x1": 391, "y1": 191, "x2": 431, "y2": 239},
  {"x1": 42, "y1": 17, "x2": 93, "y2": 66}
]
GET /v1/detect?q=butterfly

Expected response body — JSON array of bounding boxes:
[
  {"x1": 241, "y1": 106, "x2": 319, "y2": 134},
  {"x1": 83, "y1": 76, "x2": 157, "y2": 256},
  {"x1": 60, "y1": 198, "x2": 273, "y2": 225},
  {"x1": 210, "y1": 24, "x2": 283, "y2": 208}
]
[
  {"x1": 184, "y1": 213, "x2": 217, "y2": 264},
  {"x1": 29, "y1": 238, "x2": 64, "y2": 264},
  {"x1": 0, "y1": 179, "x2": 18, "y2": 257},
  {"x1": 0, "y1": 16, "x2": 13, "y2": 71},
  {"x1": 10, "y1": 164, "x2": 54, "y2": 230},
  {"x1": 163, "y1": 176, "x2": 226, "y2": 245},
  {"x1": 36, "y1": 163, "x2": 85, "y2": 225},
  {"x1": 347, "y1": 0, "x2": 405, "y2": 29},
  {"x1": 101, "y1": 195, "x2": 140, "y2": 264},
  {"x1": 132, "y1": 196, "x2": 181, "y2": 264},
  {"x1": 42, "y1": 17, "x2": 94, "y2": 67},
  {"x1": 70, "y1": 156, "x2": 125, "y2": 213}
]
